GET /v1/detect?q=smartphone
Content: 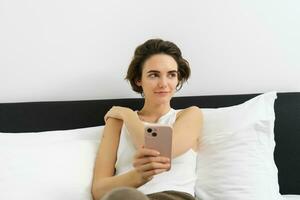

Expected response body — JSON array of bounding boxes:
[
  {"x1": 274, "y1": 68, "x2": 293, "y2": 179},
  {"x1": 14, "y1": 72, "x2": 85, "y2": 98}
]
[{"x1": 144, "y1": 125, "x2": 173, "y2": 161}]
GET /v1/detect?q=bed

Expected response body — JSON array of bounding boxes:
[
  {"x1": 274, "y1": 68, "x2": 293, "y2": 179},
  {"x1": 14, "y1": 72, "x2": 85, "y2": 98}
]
[{"x1": 0, "y1": 92, "x2": 299, "y2": 200}]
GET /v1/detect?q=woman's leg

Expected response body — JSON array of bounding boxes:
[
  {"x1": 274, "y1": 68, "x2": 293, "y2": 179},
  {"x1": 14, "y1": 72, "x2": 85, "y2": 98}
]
[
  {"x1": 101, "y1": 187, "x2": 149, "y2": 200},
  {"x1": 147, "y1": 190, "x2": 195, "y2": 200}
]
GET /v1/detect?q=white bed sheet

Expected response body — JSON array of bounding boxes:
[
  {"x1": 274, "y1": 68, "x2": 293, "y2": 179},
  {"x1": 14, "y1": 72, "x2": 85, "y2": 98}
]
[{"x1": 282, "y1": 195, "x2": 300, "y2": 200}]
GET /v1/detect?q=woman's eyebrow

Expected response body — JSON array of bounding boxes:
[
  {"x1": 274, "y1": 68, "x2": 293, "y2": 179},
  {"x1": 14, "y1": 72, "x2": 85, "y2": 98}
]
[
  {"x1": 147, "y1": 70, "x2": 178, "y2": 74},
  {"x1": 147, "y1": 70, "x2": 160, "y2": 74}
]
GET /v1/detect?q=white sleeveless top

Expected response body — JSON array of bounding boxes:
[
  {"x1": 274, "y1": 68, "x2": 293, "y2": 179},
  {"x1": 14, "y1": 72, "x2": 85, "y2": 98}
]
[{"x1": 115, "y1": 108, "x2": 197, "y2": 196}]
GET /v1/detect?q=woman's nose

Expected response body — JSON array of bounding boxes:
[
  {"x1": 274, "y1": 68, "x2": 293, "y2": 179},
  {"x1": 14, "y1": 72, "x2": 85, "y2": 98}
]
[{"x1": 158, "y1": 77, "x2": 167, "y2": 88}]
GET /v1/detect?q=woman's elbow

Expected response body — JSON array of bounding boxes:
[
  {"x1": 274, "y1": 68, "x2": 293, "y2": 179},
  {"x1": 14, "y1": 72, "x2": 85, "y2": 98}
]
[{"x1": 92, "y1": 180, "x2": 106, "y2": 200}]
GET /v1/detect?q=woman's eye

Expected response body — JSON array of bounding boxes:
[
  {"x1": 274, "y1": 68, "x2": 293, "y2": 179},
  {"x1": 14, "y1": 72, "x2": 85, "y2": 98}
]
[
  {"x1": 168, "y1": 73, "x2": 177, "y2": 78},
  {"x1": 149, "y1": 74, "x2": 158, "y2": 78}
]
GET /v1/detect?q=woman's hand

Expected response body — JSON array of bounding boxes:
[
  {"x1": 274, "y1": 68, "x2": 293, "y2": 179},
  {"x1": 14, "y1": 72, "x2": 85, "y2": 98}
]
[
  {"x1": 104, "y1": 106, "x2": 132, "y2": 122},
  {"x1": 132, "y1": 146, "x2": 171, "y2": 185},
  {"x1": 104, "y1": 106, "x2": 145, "y2": 149}
]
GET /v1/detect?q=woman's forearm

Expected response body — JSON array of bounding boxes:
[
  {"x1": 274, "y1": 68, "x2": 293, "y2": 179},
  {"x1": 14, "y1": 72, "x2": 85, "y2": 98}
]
[
  {"x1": 92, "y1": 170, "x2": 143, "y2": 200},
  {"x1": 122, "y1": 109, "x2": 145, "y2": 148}
]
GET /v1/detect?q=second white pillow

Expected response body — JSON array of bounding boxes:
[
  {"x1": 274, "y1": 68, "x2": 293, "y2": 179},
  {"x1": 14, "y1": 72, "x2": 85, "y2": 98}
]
[{"x1": 195, "y1": 92, "x2": 281, "y2": 200}]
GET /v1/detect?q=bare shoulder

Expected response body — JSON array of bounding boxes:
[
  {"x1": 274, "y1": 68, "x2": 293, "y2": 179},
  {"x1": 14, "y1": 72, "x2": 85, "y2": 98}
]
[
  {"x1": 176, "y1": 106, "x2": 202, "y2": 119},
  {"x1": 104, "y1": 118, "x2": 123, "y2": 132},
  {"x1": 100, "y1": 117, "x2": 123, "y2": 151},
  {"x1": 100, "y1": 118, "x2": 123, "y2": 146}
]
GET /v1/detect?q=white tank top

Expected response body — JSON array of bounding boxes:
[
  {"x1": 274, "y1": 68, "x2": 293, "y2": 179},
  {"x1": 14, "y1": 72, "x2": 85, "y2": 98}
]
[{"x1": 115, "y1": 108, "x2": 197, "y2": 196}]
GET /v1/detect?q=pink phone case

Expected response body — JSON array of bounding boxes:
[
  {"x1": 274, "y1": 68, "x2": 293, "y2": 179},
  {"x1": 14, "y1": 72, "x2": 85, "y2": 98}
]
[{"x1": 144, "y1": 125, "x2": 173, "y2": 160}]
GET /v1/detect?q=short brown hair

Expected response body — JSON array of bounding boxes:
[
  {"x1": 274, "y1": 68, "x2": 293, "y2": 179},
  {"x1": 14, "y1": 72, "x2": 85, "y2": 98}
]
[{"x1": 125, "y1": 39, "x2": 191, "y2": 94}]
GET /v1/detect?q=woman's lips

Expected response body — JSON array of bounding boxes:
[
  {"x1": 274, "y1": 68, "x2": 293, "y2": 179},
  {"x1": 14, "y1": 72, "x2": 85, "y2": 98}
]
[
  {"x1": 154, "y1": 91, "x2": 170, "y2": 95},
  {"x1": 155, "y1": 91, "x2": 169, "y2": 93}
]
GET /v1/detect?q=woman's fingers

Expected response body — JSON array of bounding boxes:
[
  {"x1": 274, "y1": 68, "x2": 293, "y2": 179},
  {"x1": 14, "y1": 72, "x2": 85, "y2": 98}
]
[
  {"x1": 142, "y1": 169, "x2": 167, "y2": 179},
  {"x1": 133, "y1": 161, "x2": 171, "y2": 183},
  {"x1": 133, "y1": 147, "x2": 171, "y2": 182},
  {"x1": 138, "y1": 162, "x2": 170, "y2": 173},
  {"x1": 134, "y1": 148, "x2": 160, "y2": 159},
  {"x1": 104, "y1": 107, "x2": 122, "y2": 122},
  {"x1": 133, "y1": 147, "x2": 170, "y2": 168},
  {"x1": 133, "y1": 156, "x2": 170, "y2": 167},
  {"x1": 104, "y1": 109, "x2": 113, "y2": 122},
  {"x1": 104, "y1": 113, "x2": 109, "y2": 122}
]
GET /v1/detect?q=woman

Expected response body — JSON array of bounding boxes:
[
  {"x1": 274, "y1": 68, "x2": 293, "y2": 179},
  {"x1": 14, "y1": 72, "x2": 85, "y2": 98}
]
[{"x1": 92, "y1": 39, "x2": 203, "y2": 200}]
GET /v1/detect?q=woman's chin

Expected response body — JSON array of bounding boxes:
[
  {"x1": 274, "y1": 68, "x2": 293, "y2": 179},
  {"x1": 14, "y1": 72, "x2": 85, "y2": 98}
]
[
  {"x1": 145, "y1": 93, "x2": 174, "y2": 104},
  {"x1": 154, "y1": 96, "x2": 172, "y2": 104}
]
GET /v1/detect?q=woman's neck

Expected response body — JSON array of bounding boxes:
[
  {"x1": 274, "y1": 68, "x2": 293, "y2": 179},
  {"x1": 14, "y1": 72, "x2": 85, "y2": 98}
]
[{"x1": 138, "y1": 101, "x2": 171, "y2": 122}]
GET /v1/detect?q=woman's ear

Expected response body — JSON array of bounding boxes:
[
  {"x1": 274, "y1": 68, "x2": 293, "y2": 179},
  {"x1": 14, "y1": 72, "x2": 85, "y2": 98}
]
[{"x1": 135, "y1": 79, "x2": 142, "y2": 87}]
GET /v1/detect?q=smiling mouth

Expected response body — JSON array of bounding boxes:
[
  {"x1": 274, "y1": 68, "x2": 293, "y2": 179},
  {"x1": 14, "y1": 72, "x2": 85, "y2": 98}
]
[
  {"x1": 155, "y1": 91, "x2": 169, "y2": 93},
  {"x1": 154, "y1": 91, "x2": 170, "y2": 95}
]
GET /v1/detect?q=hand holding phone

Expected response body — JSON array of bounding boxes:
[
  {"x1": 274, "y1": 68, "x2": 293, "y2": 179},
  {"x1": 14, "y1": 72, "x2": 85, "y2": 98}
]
[{"x1": 144, "y1": 125, "x2": 173, "y2": 162}]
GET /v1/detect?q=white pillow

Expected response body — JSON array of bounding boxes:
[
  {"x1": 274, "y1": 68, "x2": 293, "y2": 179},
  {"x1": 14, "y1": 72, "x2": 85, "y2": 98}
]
[
  {"x1": 195, "y1": 91, "x2": 281, "y2": 200},
  {"x1": 0, "y1": 126, "x2": 102, "y2": 143},
  {"x1": 281, "y1": 195, "x2": 300, "y2": 200},
  {"x1": 0, "y1": 126, "x2": 103, "y2": 200}
]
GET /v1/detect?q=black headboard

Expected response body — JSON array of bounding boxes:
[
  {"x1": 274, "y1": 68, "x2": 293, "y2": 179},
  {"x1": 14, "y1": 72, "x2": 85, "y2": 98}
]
[{"x1": 1, "y1": 92, "x2": 299, "y2": 195}]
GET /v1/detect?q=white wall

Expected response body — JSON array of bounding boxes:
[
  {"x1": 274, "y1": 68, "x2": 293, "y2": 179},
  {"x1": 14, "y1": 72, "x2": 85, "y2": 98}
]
[{"x1": 1, "y1": 0, "x2": 299, "y2": 103}]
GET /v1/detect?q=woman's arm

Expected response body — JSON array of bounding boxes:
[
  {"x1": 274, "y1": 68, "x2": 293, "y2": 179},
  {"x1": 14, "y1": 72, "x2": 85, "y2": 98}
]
[
  {"x1": 92, "y1": 118, "x2": 140, "y2": 200},
  {"x1": 171, "y1": 106, "x2": 203, "y2": 157},
  {"x1": 104, "y1": 106, "x2": 144, "y2": 149},
  {"x1": 104, "y1": 106, "x2": 203, "y2": 158},
  {"x1": 92, "y1": 117, "x2": 170, "y2": 200}
]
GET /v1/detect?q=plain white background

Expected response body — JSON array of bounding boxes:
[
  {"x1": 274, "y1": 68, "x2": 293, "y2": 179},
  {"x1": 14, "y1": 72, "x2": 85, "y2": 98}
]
[{"x1": 0, "y1": 0, "x2": 299, "y2": 103}]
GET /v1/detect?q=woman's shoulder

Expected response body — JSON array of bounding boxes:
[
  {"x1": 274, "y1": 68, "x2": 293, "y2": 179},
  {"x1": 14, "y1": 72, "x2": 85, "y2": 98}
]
[
  {"x1": 104, "y1": 118, "x2": 124, "y2": 134},
  {"x1": 176, "y1": 106, "x2": 202, "y2": 118}
]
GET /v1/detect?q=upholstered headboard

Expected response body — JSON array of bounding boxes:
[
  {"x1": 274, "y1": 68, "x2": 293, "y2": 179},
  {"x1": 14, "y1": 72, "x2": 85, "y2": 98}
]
[{"x1": 0, "y1": 92, "x2": 299, "y2": 195}]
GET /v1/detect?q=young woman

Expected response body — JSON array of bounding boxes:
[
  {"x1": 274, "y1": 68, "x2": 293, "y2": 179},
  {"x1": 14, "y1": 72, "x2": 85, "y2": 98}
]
[{"x1": 92, "y1": 39, "x2": 203, "y2": 200}]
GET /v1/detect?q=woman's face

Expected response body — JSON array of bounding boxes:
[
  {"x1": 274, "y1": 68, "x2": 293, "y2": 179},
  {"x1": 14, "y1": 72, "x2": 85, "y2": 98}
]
[{"x1": 136, "y1": 53, "x2": 179, "y2": 105}]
